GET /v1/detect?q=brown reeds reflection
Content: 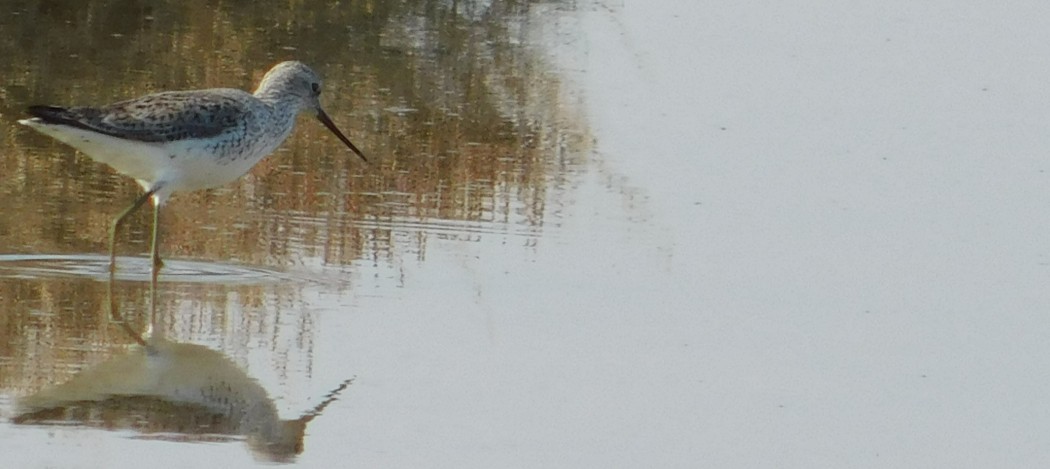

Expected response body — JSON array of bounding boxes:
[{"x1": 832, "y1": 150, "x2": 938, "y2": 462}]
[
  {"x1": 0, "y1": 0, "x2": 587, "y2": 450},
  {"x1": 1, "y1": 0, "x2": 584, "y2": 270}
]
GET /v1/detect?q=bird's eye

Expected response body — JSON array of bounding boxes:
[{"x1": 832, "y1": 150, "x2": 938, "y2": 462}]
[{"x1": 311, "y1": 83, "x2": 321, "y2": 95}]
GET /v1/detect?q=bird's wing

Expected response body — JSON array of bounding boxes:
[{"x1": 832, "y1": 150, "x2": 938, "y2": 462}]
[{"x1": 27, "y1": 89, "x2": 254, "y2": 143}]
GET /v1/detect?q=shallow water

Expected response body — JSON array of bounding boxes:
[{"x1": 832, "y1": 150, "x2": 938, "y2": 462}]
[
  {"x1": 0, "y1": 1, "x2": 599, "y2": 466},
  {"x1": 10, "y1": 1, "x2": 1045, "y2": 467}
]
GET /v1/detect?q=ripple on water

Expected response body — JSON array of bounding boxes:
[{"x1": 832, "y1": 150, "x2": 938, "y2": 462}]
[{"x1": 0, "y1": 254, "x2": 321, "y2": 285}]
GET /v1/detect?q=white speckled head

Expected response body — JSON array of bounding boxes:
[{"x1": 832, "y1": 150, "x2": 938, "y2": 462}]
[
  {"x1": 254, "y1": 61, "x2": 366, "y2": 162},
  {"x1": 254, "y1": 61, "x2": 323, "y2": 114}
]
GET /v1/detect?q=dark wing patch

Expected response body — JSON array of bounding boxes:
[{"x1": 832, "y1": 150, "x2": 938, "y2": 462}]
[{"x1": 27, "y1": 90, "x2": 251, "y2": 143}]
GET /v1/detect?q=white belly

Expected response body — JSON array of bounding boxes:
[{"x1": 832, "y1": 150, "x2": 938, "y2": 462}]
[{"x1": 21, "y1": 119, "x2": 286, "y2": 201}]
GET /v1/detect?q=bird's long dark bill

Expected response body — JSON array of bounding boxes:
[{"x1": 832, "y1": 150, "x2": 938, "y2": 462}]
[{"x1": 317, "y1": 109, "x2": 367, "y2": 163}]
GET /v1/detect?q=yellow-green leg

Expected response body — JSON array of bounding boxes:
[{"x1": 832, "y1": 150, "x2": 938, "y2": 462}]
[
  {"x1": 109, "y1": 189, "x2": 158, "y2": 274},
  {"x1": 150, "y1": 201, "x2": 164, "y2": 272}
]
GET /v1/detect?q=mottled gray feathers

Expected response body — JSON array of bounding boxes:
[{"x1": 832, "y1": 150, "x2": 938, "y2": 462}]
[{"x1": 27, "y1": 90, "x2": 253, "y2": 143}]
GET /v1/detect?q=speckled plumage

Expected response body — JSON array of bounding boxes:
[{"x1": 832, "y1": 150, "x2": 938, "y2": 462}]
[
  {"x1": 18, "y1": 60, "x2": 368, "y2": 272},
  {"x1": 26, "y1": 91, "x2": 249, "y2": 142}
]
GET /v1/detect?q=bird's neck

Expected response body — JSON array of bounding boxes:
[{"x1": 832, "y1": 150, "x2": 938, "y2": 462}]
[{"x1": 254, "y1": 91, "x2": 300, "y2": 134}]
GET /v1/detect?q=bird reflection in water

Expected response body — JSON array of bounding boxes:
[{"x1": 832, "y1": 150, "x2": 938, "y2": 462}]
[{"x1": 11, "y1": 271, "x2": 352, "y2": 463}]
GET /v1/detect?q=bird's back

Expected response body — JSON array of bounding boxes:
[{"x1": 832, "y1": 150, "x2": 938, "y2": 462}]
[{"x1": 25, "y1": 88, "x2": 259, "y2": 143}]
